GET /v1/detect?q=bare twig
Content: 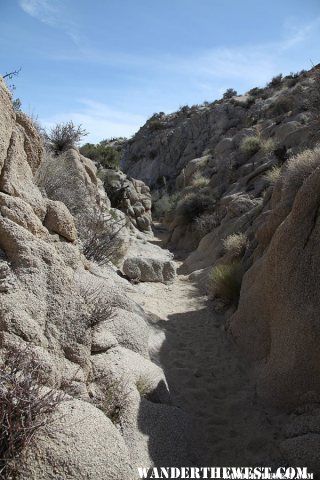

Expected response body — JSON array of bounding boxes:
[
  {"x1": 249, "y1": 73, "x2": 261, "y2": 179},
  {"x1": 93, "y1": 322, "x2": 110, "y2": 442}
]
[{"x1": 2, "y1": 68, "x2": 21, "y2": 80}]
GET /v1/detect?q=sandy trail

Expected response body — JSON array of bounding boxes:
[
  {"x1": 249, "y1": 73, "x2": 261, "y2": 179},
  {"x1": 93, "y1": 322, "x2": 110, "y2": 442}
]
[{"x1": 127, "y1": 226, "x2": 286, "y2": 466}]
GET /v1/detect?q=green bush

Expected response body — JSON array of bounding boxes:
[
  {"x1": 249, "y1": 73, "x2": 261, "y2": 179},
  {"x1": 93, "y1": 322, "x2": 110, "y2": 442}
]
[
  {"x1": 179, "y1": 105, "x2": 190, "y2": 114},
  {"x1": 176, "y1": 192, "x2": 215, "y2": 225},
  {"x1": 149, "y1": 120, "x2": 165, "y2": 132},
  {"x1": 247, "y1": 87, "x2": 264, "y2": 97},
  {"x1": 152, "y1": 194, "x2": 174, "y2": 219},
  {"x1": 80, "y1": 143, "x2": 120, "y2": 169},
  {"x1": 268, "y1": 96, "x2": 295, "y2": 116},
  {"x1": 209, "y1": 262, "x2": 243, "y2": 306},
  {"x1": 267, "y1": 74, "x2": 283, "y2": 88},
  {"x1": 223, "y1": 88, "x2": 237, "y2": 100}
]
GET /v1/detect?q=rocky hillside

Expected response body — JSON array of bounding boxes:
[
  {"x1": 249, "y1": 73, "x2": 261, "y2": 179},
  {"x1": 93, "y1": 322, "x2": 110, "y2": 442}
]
[
  {"x1": 121, "y1": 66, "x2": 320, "y2": 414},
  {"x1": 122, "y1": 69, "x2": 317, "y2": 188},
  {"x1": 0, "y1": 78, "x2": 190, "y2": 479}
]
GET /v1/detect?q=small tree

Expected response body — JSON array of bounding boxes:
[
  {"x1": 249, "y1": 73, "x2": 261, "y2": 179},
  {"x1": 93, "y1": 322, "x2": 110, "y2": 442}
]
[
  {"x1": 80, "y1": 143, "x2": 120, "y2": 169},
  {"x1": 45, "y1": 121, "x2": 88, "y2": 155},
  {"x1": 223, "y1": 88, "x2": 237, "y2": 100},
  {"x1": 267, "y1": 74, "x2": 283, "y2": 88}
]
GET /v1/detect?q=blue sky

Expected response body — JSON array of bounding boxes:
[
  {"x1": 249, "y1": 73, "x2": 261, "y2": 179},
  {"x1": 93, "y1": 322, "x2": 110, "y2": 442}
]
[{"x1": 1, "y1": 0, "x2": 320, "y2": 143}]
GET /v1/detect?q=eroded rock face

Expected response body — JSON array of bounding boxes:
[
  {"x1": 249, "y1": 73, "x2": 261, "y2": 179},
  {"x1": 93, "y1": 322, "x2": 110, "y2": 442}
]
[
  {"x1": 121, "y1": 104, "x2": 246, "y2": 187},
  {"x1": 15, "y1": 399, "x2": 134, "y2": 480},
  {"x1": 0, "y1": 79, "x2": 189, "y2": 477},
  {"x1": 230, "y1": 151, "x2": 320, "y2": 408},
  {"x1": 103, "y1": 168, "x2": 152, "y2": 232}
]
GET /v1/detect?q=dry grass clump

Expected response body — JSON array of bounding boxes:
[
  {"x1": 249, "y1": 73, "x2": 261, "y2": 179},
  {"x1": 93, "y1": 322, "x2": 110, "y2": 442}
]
[
  {"x1": 260, "y1": 138, "x2": 275, "y2": 156},
  {"x1": 240, "y1": 136, "x2": 261, "y2": 158},
  {"x1": 0, "y1": 346, "x2": 66, "y2": 479},
  {"x1": 264, "y1": 165, "x2": 282, "y2": 185},
  {"x1": 194, "y1": 213, "x2": 218, "y2": 239},
  {"x1": 209, "y1": 262, "x2": 244, "y2": 306},
  {"x1": 282, "y1": 147, "x2": 320, "y2": 202},
  {"x1": 190, "y1": 172, "x2": 210, "y2": 189},
  {"x1": 240, "y1": 136, "x2": 275, "y2": 159},
  {"x1": 223, "y1": 233, "x2": 248, "y2": 257}
]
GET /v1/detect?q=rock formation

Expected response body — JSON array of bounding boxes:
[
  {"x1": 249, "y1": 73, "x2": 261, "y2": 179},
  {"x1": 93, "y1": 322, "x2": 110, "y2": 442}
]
[
  {"x1": 103, "y1": 168, "x2": 152, "y2": 232},
  {"x1": 0, "y1": 77, "x2": 189, "y2": 478}
]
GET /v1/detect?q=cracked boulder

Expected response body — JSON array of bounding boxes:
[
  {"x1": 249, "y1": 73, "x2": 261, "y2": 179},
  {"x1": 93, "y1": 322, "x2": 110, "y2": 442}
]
[
  {"x1": 103, "y1": 169, "x2": 152, "y2": 232},
  {"x1": 123, "y1": 256, "x2": 176, "y2": 283}
]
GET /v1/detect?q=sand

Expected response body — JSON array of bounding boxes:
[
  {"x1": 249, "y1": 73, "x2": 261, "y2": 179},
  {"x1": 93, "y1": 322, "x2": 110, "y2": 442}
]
[{"x1": 126, "y1": 226, "x2": 287, "y2": 466}]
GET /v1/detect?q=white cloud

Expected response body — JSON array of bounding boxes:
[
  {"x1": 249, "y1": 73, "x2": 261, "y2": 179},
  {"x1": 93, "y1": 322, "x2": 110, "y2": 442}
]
[
  {"x1": 19, "y1": 0, "x2": 79, "y2": 43},
  {"x1": 40, "y1": 99, "x2": 146, "y2": 143},
  {"x1": 19, "y1": 0, "x2": 59, "y2": 26}
]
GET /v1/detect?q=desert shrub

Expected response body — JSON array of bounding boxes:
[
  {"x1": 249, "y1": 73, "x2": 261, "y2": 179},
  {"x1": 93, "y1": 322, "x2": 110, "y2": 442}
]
[
  {"x1": 79, "y1": 280, "x2": 113, "y2": 328},
  {"x1": 261, "y1": 138, "x2": 275, "y2": 156},
  {"x1": 208, "y1": 262, "x2": 243, "y2": 306},
  {"x1": 282, "y1": 147, "x2": 320, "y2": 203},
  {"x1": 223, "y1": 88, "x2": 237, "y2": 100},
  {"x1": 307, "y1": 68, "x2": 320, "y2": 118},
  {"x1": 268, "y1": 96, "x2": 295, "y2": 116},
  {"x1": 264, "y1": 165, "x2": 282, "y2": 185},
  {"x1": 153, "y1": 194, "x2": 170, "y2": 219},
  {"x1": 45, "y1": 121, "x2": 88, "y2": 155},
  {"x1": 12, "y1": 98, "x2": 21, "y2": 111},
  {"x1": 223, "y1": 233, "x2": 248, "y2": 257},
  {"x1": 0, "y1": 346, "x2": 66, "y2": 479},
  {"x1": 80, "y1": 211, "x2": 128, "y2": 266},
  {"x1": 247, "y1": 87, "x2": 264, "y2": 97},
  {"x1": 179, "y1": 105, "x2": 190, "y2": 114},
  {"x1": 243, "y1": 96, "x2": 255, "y2": 108},
  {"x1": 176, "y1": 192, "x2": 215, "y2": 225},
  {"x1": 190, "y1": 172, "x2": 210, "y2": 189},
  {"x1": 80, "y1": 143, "x2": 120, "y2": 169},
  {"x1": 240, "y1": 136, "x2": 261, "y2": 158},
  {"x1": 149, "y1": 120, "x2": 165, "y2": 132},
  {"x1": 193, "y1": 213, "x2": 218, "y2": 238},
  {"x1": 240, "y1": 135, "x2": 275, "y2": 159},
  {"x1": 267, "y1": 74, "x2": 283, "y2": 88}
]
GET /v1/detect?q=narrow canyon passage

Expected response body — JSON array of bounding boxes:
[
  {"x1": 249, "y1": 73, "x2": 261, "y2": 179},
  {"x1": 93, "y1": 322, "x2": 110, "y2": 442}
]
[{"x1": 127, "y1": 225, "x2": 286, "y2": 467}]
